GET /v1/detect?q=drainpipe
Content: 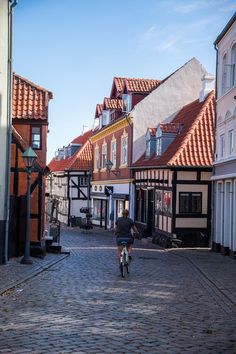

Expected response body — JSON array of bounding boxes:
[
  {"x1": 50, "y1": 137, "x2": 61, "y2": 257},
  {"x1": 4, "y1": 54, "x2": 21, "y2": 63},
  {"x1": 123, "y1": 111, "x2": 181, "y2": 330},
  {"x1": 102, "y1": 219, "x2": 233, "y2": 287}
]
[
  {"x1": 125, "y1": 114, "x2": 133, "y2": 218},
  {"x1": 211, "y1": 42, "x2": 218, "y2": 250},
  {"x1": 3, "y1": 0, "x2": 17, "y2": 264}
]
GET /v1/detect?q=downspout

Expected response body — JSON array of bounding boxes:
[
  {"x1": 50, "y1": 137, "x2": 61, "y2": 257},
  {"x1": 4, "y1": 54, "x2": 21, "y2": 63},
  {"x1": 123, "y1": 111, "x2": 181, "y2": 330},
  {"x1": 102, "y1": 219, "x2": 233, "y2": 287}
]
[
  {"x1": 3, "y1": 0, "x2": 17, "y2": 264},
  {"x1": 125, "y1": 114, "x2": 133, "y2": 218},
  {"x1": 211, "y1": 42, "x2": 218, "y2": 249}
]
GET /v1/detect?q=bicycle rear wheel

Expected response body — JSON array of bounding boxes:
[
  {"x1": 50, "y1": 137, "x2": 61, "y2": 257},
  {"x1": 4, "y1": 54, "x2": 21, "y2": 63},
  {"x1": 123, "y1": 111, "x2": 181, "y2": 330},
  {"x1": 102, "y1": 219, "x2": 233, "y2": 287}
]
[{"x1": 120, "y1": 262, "x2": 124, "y2": 277}]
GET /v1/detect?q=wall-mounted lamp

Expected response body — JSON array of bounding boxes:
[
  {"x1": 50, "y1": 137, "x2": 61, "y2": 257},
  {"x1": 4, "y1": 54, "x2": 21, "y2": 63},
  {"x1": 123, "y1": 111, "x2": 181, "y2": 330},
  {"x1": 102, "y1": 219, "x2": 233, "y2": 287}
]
[{"x1": 105, "y1": 160, "x2": 120, "y2": 176}]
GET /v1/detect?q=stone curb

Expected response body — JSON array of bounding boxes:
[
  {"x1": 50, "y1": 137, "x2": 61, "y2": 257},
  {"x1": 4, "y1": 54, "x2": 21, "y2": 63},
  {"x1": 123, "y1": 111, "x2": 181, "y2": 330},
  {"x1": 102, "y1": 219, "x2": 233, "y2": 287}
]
[{"x1": 0, "y1": 253, "x2": 69, "y2": 296}]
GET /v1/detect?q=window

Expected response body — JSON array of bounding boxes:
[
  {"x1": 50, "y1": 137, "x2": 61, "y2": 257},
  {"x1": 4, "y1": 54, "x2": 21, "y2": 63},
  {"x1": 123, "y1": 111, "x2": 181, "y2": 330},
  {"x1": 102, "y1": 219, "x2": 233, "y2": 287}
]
[
  {"x1": 219, "y1": 134, "x2": 225, "y2": 158},
  {"x1": 94, "y1": 147, "x2": 100, "y2": 170},
  {"x1": 179, "y1": 192, "x2": 202, "y2": 214},
  {"x1": 80, "y1": 176, "x2": 88, "y2": 186},
  {"x1": 111, "y1": 140, "x2": 116, "y2": 166},
  {"x1": 31, "y1": 126, "x2": 41, "y2": 149},
  {"x1": 121, "y1": 136, "x2": 128, "y2": 165},
  {"x1": 102, "y1": 110, "x2": 110, "y2": 126},
  {"x1": 222, "y1": 54, "x2": 227, "y2": 95},
  {"x1": 146, "y1": 140, "x2": 151, "y2": 157},
  {"x1": 155, "y1": 190, "x2": 163, "y2": 213},
  {"x1": 231, "y1": 44, "x2": 236, "y2": 87},
  {"x1": 163, "y1": 191, "x2": 172, "y2": 214},
  {"x1": 228, "y1": 129, "x2": 234, "y2": 156},
  {"x1": 122, "y1": 94, "x2": 132, "y2": 113},
  {"x1": 156, "y1": 126, "x2": 162, "y2": 156},
  {"x1": 101, "y1": 144, "x2": 107, "y2": 169}
]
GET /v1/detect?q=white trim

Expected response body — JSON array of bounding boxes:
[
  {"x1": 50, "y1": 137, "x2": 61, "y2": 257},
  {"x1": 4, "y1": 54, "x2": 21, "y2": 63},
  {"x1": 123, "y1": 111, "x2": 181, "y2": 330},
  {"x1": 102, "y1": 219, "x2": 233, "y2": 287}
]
[{"x1": 212, "y1": 173, "x2": 236, "y2": 180}]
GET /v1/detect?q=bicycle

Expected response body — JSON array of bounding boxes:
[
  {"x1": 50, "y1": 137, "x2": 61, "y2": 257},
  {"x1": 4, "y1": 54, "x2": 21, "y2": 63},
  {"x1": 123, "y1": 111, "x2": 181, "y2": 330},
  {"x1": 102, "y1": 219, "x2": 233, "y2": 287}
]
[{"x1": 119, "y1": 241, "x2": 130, "y2": 278}]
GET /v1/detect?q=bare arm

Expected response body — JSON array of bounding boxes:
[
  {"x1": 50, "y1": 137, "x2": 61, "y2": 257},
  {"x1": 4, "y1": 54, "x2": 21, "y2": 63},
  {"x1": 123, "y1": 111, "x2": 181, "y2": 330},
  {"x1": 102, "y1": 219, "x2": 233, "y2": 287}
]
[{"x1": 132, "y1": 224, "x2": 139, "y2": 234}]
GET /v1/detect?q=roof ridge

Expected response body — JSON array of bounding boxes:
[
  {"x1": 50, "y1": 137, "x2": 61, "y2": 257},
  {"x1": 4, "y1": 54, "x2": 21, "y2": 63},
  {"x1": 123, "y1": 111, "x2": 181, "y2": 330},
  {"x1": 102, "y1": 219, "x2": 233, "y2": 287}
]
[{"x1": 168, "y1": 91, "x2": 214, "y2": 166}]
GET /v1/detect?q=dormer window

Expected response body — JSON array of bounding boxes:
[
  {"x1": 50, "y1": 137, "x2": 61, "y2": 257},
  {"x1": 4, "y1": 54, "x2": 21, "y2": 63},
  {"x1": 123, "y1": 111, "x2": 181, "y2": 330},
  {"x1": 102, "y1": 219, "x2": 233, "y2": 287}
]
[
  {"x1": 122, "y1": 94, "x2": 132, "y2": 113},
  {"x1": 146, "y1": 140, "x2": 151, "y2": 157},
  {"x1": 102, "y1": 110, "x2": 110, "y2": 126},
  {"x1": 156, "y1": 126, "x2": 162, "y2": 156}
]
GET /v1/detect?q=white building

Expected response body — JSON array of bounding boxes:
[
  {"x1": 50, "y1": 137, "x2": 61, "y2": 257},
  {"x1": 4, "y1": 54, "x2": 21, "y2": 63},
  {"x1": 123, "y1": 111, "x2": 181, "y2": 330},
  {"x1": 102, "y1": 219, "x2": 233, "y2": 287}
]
[
  {"x1": 0, "y1": 0, "x2": 17, "y2": 264},
  {"x1": 212, "y1": 12, "x2": 236, "y2": 258}
]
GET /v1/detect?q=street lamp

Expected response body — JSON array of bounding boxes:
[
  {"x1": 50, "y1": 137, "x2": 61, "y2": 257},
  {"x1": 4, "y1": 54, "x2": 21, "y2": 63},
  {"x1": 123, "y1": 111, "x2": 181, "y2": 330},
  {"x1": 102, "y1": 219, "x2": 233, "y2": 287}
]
[
  {"x1": 21, "y1": 147, "x2": 37, "y2": 265},
  {"x1": 105, "y1": 160, "x2": 120, "y2": 176}
]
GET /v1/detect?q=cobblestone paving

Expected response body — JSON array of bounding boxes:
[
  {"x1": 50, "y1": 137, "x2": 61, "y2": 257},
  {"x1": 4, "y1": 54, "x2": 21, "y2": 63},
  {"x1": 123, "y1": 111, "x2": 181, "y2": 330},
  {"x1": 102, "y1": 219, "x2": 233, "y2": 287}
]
[{"x1": 0, "y1": 227, "x2": 236, "y2": 354}]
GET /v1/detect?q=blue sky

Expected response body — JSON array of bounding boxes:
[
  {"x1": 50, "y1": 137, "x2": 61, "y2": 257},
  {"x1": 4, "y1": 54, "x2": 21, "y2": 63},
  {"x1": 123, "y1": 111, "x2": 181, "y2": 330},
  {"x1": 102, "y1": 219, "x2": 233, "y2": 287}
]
[{"x1": 13, "y1": 0, "x2": 236, "y2": 161}]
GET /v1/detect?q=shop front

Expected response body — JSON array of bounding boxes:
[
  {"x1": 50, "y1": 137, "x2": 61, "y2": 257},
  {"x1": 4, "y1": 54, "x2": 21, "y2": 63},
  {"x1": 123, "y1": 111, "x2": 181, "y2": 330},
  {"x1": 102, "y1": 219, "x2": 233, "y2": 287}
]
[{"x1": 91, "y1": 184, "x2": 113, "y2": 229}]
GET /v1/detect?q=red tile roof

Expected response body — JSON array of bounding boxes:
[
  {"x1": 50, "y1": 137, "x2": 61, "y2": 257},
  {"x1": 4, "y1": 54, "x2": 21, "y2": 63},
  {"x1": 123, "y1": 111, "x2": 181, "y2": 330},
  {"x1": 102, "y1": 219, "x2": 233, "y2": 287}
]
[
  {"x1": 111, "y1": 77, "x2": 160, "y2": 97},
  {"x1": 159, "y1": 123, "x2": 180, "y2": 134},
  {"x1": 133, "y1": 91, "x2": 214, "y2": 168},
  {"x1": 95, "y1": 104, "x2": 103, "y2": 118},
  {"x1": 49, "y1": 130, "x2": 93, "y2": 172},
  {"x1": 12, "y1": 73, "x2": 53, "y2": 120},
  {"x1": 147, "y1": 128, "x2": 157, "y2": 136},
  {"x1": 71, "y1": 129, "x2": 93, "y2": 145},
  {"x1": 103, "y1": 97, "x2": 122, "y2": 110}
]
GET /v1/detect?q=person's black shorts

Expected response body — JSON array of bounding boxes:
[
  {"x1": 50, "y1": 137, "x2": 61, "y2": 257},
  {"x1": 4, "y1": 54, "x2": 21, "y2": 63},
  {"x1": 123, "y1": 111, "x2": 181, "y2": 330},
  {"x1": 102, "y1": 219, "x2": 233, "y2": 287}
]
[{"x1": 116, "y1": 237, "x2": 134, "y2": 246}]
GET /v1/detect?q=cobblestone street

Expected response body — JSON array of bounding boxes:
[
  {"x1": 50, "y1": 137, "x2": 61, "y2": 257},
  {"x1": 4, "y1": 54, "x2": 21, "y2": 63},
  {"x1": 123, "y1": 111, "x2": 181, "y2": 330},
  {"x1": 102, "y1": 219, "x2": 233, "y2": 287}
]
[{"x1": 0, "y1": 227, "x2": 236, "y2": 354}]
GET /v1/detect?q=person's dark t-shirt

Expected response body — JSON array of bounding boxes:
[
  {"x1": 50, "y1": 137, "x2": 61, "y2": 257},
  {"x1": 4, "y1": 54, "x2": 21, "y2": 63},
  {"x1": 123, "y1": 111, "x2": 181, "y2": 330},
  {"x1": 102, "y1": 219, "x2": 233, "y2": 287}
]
[{"x1": 115, "y1": 217, "x2": 134, "y2": 238}]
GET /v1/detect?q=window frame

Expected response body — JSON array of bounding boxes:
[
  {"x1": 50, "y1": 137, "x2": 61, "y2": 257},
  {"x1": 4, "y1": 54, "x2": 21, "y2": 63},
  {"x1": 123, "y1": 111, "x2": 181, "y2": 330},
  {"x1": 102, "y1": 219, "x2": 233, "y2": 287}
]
[
  {"x1": 179, "y1": 192, "x2": 202, "y2": 215},
  {"x1": 94, "y1": 146, "x2": 100, "y2": 171},
  {"x1": 110, "y1": 139, "x2": 117, "y2": 167},
  {"x1": 121, "y1": 135, "x2": 128, "y2": 166},
  {"x1": 228, "y1": 129, "x2": 234, "y2": 156},
  {"x1": 101, "y1": 143, "x2": 107, "y2": 169},
  {"x1": 30, "y1": 125, "x2": 42, "y2": 150}
]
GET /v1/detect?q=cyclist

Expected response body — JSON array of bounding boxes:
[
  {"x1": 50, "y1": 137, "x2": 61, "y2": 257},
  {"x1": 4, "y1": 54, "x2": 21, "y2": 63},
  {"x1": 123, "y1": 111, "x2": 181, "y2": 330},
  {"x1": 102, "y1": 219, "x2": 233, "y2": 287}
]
[{"x1": 115, "y1": 209, "x2": 139, "y2": 260}]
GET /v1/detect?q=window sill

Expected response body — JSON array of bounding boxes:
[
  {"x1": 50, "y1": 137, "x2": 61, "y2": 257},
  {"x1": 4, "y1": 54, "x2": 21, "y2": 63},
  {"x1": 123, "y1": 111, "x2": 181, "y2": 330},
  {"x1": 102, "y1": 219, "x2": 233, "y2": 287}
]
[{"x1": 119, "y1": 164, "x2": 128, "y2": 169}]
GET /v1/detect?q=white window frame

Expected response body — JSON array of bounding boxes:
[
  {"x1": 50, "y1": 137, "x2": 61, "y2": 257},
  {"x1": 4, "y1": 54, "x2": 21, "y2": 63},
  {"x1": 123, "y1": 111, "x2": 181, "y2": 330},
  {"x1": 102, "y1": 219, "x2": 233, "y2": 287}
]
[
  {"x1": 219, "y1": 133, "x2": 225, "y2": 158},
  {"x1": 102, "y1": 110, "x2": 110, "y2": 126},
  {"x1": 228, "y1": 129, "x2": 234, "y2": 156},
  {"x1": 231, "y1": 44, "x2": 236, "y2": 87},
  {"x1": 101, "y1": 143, "x2": 107, "y2": 169},
  {"x1": 122, "y1": 94, "x2": 132, "y2": 113},
  {"x1": 94, "y1": 146, "x2": 100, "y2": 171},
  {"x1": 110, "y1": 139, "x2": 117, "y2": 167},
  {"x1": 121, "y1": 135, "x2": 128, "y2": 166},
  {"x1": 146, "y1": 140, "x2": 151, "y2": 157}
]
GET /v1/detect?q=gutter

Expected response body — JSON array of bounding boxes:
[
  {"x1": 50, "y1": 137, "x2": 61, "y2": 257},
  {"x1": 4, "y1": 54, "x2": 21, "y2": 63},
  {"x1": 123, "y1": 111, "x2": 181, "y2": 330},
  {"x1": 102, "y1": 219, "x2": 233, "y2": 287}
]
[{"x1": 3, "y1": 0, "x2": 17, "y2": 264}]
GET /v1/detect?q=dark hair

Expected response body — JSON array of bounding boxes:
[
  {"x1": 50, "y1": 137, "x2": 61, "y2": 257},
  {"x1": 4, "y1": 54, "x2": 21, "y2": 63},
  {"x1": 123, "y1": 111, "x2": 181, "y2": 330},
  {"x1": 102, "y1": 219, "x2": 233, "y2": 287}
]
[{"x1": 122, "y1": 209, "x2": 129, "y2": 218}]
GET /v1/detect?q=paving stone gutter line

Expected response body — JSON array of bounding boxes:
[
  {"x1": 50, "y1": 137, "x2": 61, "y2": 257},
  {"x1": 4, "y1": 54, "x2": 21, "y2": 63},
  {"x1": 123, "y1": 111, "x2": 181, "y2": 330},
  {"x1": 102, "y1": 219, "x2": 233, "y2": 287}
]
[{"x1": 0, "y1": 253, "x2": 69, "y2": 296}]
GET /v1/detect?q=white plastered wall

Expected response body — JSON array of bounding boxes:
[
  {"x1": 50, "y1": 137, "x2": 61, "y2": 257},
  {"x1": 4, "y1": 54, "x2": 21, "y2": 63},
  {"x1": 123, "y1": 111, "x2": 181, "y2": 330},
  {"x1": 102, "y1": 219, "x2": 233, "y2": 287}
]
[{"x1": 132, "y1": 58, "x2": 208, "y2": 162}]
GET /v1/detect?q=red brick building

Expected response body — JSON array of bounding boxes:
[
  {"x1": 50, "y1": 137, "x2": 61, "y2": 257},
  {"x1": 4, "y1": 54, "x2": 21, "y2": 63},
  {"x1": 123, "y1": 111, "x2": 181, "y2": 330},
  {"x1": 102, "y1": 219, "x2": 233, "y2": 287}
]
[{"x1": 91, "y1": 77, "x2": 160, "y2": 228}]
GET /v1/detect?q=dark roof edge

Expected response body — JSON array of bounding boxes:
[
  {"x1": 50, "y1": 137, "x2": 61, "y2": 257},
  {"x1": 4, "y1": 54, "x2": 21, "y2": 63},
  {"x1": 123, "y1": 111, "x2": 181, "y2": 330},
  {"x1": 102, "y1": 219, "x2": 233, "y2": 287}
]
[{"x1": 214, "y1": 12, "x2": 236, "y2": 45}]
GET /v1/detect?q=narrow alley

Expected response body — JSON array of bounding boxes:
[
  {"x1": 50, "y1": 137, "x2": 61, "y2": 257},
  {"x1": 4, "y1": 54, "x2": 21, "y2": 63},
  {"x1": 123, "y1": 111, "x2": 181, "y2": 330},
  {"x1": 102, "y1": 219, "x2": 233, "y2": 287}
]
[{"x1": 0, "y1": 227, "x2": 236, "y2": 354}]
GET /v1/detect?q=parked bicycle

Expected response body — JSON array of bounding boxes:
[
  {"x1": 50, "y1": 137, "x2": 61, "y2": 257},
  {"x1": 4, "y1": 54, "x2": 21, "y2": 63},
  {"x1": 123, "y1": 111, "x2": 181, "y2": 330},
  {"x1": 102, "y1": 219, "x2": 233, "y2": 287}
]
[{"x1": 119, "y1": 241, "x2": 130, "y2": 278}]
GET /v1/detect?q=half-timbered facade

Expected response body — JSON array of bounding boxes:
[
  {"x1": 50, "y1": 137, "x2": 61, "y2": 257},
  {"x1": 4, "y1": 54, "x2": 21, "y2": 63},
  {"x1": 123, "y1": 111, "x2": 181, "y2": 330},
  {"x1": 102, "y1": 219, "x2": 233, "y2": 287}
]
[
  {"x1": 10, "y1": 74, "x2": 53, "y2": 257},
  {"x1": 132, "y1": 90, "x2": 214, "y2": 247},
  {"x1": 47, "y1": 130, "x2": 92, "y2": 226}
]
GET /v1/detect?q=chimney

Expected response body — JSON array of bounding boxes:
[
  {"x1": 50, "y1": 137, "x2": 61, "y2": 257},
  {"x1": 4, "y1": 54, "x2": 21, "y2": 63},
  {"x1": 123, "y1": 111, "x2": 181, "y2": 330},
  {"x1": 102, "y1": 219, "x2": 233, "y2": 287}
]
[{"x1": 199, "y1": 74, "x2": 215, "y2": 102}]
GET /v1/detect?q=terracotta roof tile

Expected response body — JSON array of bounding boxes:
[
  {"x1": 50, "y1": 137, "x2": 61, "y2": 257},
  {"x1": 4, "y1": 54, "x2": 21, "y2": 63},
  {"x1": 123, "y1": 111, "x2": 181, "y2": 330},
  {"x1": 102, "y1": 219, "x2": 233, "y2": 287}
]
[
  {"x1": 49, "y1": 131, "x2": 93, "y2": 172},
  {"x1": 71, "y1": 129, "x2": 93, "y2": 145},
  {"x1": 12, "y1": 73, "x2": 53, "y2": 120},
  {"x1": 133, "y1": 91, "x2": 214, "y2": 168},
  {"x1": 159, "y1": 123, "x2": 180, "y2": 134},
  {"x1": 103, "y1": 97, "x2": 122, "y2": 110},
  {"x1": 95, "y1": 104, "x2": 103, "y2": 118},
  {"x1": 148, "y1": 128, "x2": 157, "y2": 136},
  {"x1": 111, "y1": 77, "x2": 160, "y2": 97}
]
